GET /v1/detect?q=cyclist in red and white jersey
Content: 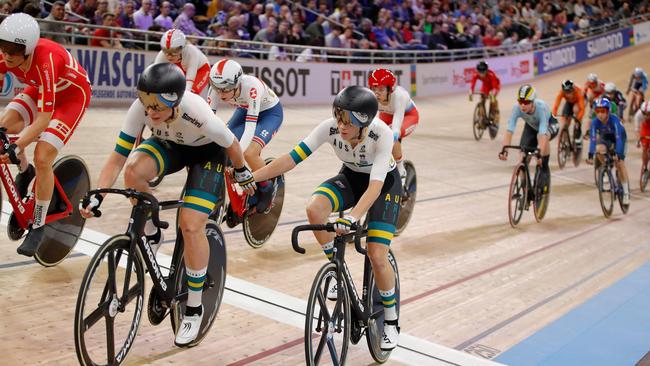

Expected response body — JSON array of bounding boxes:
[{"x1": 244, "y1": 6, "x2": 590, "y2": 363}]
[
  {"x1": 207, "y1": 59, "x2": 283, "y2": 214},
  {"x1": 368, "y1": 68, "x2": 418, "y2": 180},
  {"x1": 154, "y1": 28, "x2": 210, "y2": 95},
  {"x1": 0, "y1": 13, "x2": 92, "y2": 256}
]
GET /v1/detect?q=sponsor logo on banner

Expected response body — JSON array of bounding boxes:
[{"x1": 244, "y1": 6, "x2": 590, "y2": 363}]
[
  {"x1": 451, "y1": 68, "x2": 475, "y2": 86},
  {"x1": 634, "y1": 21, "x2": 650, "y2": 45},
  {"x1": 511, "y1": 60, "x2": 530, "y2": 77},
  {"x1": 241, "y1": 65, "x2": 309, "y2": 97},
  {"x1": 540, "y1": 45, "x2": 577, "y2": 73},
  {"x1": 329, "y1": 69, "x2": 404, "y2": 94},
  {"x1": 587, "y1": 32, "x2": 624, "y2": 58}
]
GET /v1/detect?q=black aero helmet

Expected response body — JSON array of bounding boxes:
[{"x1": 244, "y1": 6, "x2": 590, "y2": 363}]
[
  {"x1": 137, "y1": 63, "x2": 186, "y2": 109},
  {"x1": 476, "y1": 61, "x2": 488, "y2": 72},
  {"x1": 333, "y1": 86, "x2": 378, "y2": 129},
  {"x1": 562, "y1": 79, "x2": 574, "y2": 92}
]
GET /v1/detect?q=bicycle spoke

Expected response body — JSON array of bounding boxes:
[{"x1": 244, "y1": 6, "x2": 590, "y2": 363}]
[
  {"x1": 84, "y1": 300, "x2": 110, "y2": 330},
  {"x1": 326, "y1": 338, "x2": 340, "y2": 366},
  {"x1": 316, "y1": 289, "x2": 331, "y2": 323},
  {"x1": 107, "y1": 251, "x2": 118, "y2": 296},
  {"x1": 314, "y1": 328, "x2": 328, "y2": 364},
  {"x1": 106, "y1": 315, "x2": 115, "y2": 362}
]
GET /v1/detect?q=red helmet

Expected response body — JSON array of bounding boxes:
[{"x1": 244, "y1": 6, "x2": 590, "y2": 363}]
[{"x1": 368, "y1": 69, "x2": 396, "y2": 91}]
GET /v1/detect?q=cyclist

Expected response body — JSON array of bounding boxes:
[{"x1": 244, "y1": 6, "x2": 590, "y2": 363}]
[
  {"x1": 586, "y1": 97, "x2": 630, "y2": 205},
  {"x1": 154, "y1": 28, "x2": 211, "y2": 95},
  {"x1": 368, "y1": 68, "x2": 418, "y2": 181},
  {"x1": 553, "y1": 79, "x2": 586, "y2": 147},
  {"x1": 0, "y1": 13, "x2": 92, "y2": 256},
  {"x1": 469, "y1": 61, "x2": 501, "y2": 132},
  {"x1": 80, "y1": 63, "x2": 256, "y2": 347},
  {"x1": 635, "y1": 101, "x2": 650, "y2": 176},
  {"x1": 252, "y1": 86, "x2": 402, "y2": 350},
  {"x1": 499, "y1": 85, "x2": 559, "y2": 192},
  {"x1": 207, "y1": 58, "x2": 283, "y2": 214},
  {"x1": 583, "y1": 73, "x2": 606, "y2": 138},
  {"x1": 604, "y1": 82, "x2": 626, "y2": 120},
  {"x1": 626, "y1": 67, "x2": 648, "y2": 116}
]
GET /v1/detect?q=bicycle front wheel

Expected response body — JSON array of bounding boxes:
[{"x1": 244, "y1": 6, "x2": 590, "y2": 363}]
[
  {"x1": 170, "y1": 220, "x2": 227, "y2": 347},
  {"x1": 366, "y1": 250, "x2": 400, "y2": 364},
  {"x1": 305, "y1": 262, "x2": 350, "y2": 366},
  {"x1": 472, "y1": 104, "x2": 485, "y2": 141},
  {"x1": 640, "y1": 168, "x2": 649, "y2": 193},
  {"x1": 598, "y1": 167, "x2": 615, "y2": 218},
  {"x1": 508, "y1": 164, "x2": 527, "y2": 227},
  {"x1": 395, "y1": 160, "x2": 416, "y2": 236},
  {"x1": 74, "y1": 235, "x2": 145, "y2": 366}
]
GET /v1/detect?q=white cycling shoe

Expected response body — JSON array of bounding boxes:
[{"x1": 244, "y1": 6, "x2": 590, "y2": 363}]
[
  {"x1": 327, "y1": 281, "x2": 339, "y2": 301},
  {"x1": 380, "y1": 321, "x2": 400, "y2": 350},
  {"x1": 174, "y1": 306, "x2": 203, "y2": 347}
]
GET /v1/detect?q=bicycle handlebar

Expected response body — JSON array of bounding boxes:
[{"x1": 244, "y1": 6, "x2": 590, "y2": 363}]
[
  {"x1": 291, "y1": 223, "x2": 366, "y2": 255},
  {"x1": 83, "y1": 188, "x2": 169, "y2": 230},
  {"x1": 501, "y1": 145, "x2": 541, "y2": 156}
]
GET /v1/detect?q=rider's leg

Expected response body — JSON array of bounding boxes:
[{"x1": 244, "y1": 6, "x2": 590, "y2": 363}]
[
  {"x1": 125, "y1": 149, "x2": 164, "y2": 246},
  {"x1": 306, "y1": 194, "x2": 335, "y2": 259},
  {"x1": 392, "y1": 140, "x2": 405, "y2": 177},
  {"x1": 572, "y1": 103, "x2": 583, "y2": 141},
  {"x1": 643, "y1": 145, "x2": 649, "y2": 170},
  {"x1": 243, "y1": 141, "x2": 264, "y2": 171},
  {"x1": 2, "y1": 95, "x2": 36, "y2": 194},
  {"x1": 393, "y1": 108, "x2": 419, "y2": 179},
  {"x1": 537, "y1": 133, "x2": 551, "y2": 190},
  {"x1": 367, "y1": 242, "x2": 396, "y2": 319},
  {"x1": 491, "y1": 98, "x2": 500, "y2": 123}
]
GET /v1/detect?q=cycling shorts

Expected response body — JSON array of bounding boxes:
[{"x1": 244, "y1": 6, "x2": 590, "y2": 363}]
[
  {"x1": 228, "y1": 102, "x2": 283, "y2": 148},
  {"x1": 378, "y1": 106, "x2": 419, "y2": 139}
]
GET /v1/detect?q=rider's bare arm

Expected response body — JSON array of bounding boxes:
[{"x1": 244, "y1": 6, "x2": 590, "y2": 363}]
[{"x1": 253, "y1": 154, "x2": 296, "y2": 182}]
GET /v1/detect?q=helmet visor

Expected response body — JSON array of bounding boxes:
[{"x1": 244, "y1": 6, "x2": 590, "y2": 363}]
[
  {"x1": 518, "y1": 99, "x2": 533, "y2": 106},
  {"x1": 138, "y1": 91, "x2": 175, "y2": 112}
]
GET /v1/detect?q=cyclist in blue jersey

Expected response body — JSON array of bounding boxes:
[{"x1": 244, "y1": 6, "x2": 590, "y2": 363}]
[
  {"x1": 627, "y1": 67, "x2": 648, "y2": 117},
  {"x1": 499, "y1": 84, "x2": 559, "y2": 191},
  {"x1": 586, "y1": 97, "x2": 630, "y2": 205}
]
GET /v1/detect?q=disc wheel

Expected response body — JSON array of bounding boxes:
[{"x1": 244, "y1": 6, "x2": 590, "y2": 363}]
[
  {"x1": 533, "y1": 167, "x2": 550, "y2": 222},
  {"x1": 35, "y1": 155, "x2": 90, "y2": 267},
  {"x1": 242, "y1": 158, "x2": 285, "y2": 248}
]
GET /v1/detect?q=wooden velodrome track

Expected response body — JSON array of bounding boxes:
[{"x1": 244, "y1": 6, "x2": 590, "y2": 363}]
[{"x1": 1, "y1": 43, "x2": 649, "y2": 366}]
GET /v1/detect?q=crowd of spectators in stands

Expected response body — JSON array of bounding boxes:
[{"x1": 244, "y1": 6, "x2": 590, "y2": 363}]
[{"x1": 2, "y1": 0, "x2": 648, "y2": 61}]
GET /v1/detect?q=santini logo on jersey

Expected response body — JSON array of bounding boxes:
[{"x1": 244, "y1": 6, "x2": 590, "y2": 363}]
[{"x1": 182, "y1": 112, "x2": 203, "y2": 128}]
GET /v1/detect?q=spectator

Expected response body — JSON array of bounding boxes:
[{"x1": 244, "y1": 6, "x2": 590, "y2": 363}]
[
  {"x1": 76, "y1": 0, "x2": 97, "y2": 22},
  {"x1": 64, "y1": 0, "x2": 84, "y2": 23},
  {"x1": 259, "y1": 3, "x2": 275, "y2": 29},
  {"x1": 117, "y1": 1, "x2": 136, "y2": 29},
  {"x1": 42, "y1": 1, "x2": 69, "y2": 44},
  {"x1": 253, "y1": 17, "x2": 277, "y2": 43},
  {"x1": 304, "y1": 0, "x2": 318, "y2": 24},
  {"x1": 93, "y1": 0, "x2": 109, "y2": 25},
  {"x1": 359, "y1": 17, "x2": 377, "y2": 48},
  {"x1": 305, "y1": 14, "x2": 326, "y2": 46},
  {"x1": 174, "y1": 3, "x2": 206, "y2": 37},
  {"x1": 287, "y1": 22, "x2": 306, "y2": 45},
  {"x1": 0, "y1": 0, "x2": 12, "y2": 14},
  {"x1": 246, "y1": 3, "x2": 263, "y2": 38},
  {"x1": 91, "y1": 13, "x2": 123, "y2": 48},
  {"x1": 155, "y1": 1, "x2": 174, "y2": 30},
  {"x1": 134, "y1": 0, "x2": 154, "y2": 31},
  {"x1": 274, "y1": 20, "x2": 290, "y2": 44}
]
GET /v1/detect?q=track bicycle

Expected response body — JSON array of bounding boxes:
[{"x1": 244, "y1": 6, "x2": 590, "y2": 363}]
[
  {"x1": 502, "y1": 145, "x2": 550, "y2": 227},
  {"x1": 471, "y1": 93, "x2": 499, "y2": 141},
  {"x1": 595, "y1": 151, "x2": 630, "y2": 217},
  {"x1": 292, "y1": 223, "x2": 400, "y2": 365},
  {"x1": 557, "y1": 115, "x2": 583, "y2": 169},
  {"x1": 0, "y1": 127, "x2": 90, "y2": 266},
  {"x1": 74, "y1": 188, "x2": 226, "y2": 366}
]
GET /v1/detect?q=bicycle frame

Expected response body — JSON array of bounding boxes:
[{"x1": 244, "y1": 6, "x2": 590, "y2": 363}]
[
  {"x1": 224, "y1": 168, "x2": 249, "y2": 218},
  {"x1": 0, "y1": 133, "x2": 73, "y2": 229}
]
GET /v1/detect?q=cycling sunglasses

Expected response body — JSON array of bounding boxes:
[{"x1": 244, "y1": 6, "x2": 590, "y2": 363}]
[{"x1": 518, "y1": 99, "x2": 533, "y2": 106}]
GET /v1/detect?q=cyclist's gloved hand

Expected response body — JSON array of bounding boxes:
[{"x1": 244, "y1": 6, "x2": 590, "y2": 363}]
[
  {"x1": 333, "y1": 214, "x2": 356, "y2": 235},
  {"x1": 498, "y1": 149, "x2": 508, "y2": 161},
  {"x1": 234, "y1": 166, "x2": 256, "y2": 193},
  {"x1": 80, "y1": 192, "x2": 104, "y2": 218},
  {"x1": 3, "y1": 143, "x2": 21, "y2": 165}
]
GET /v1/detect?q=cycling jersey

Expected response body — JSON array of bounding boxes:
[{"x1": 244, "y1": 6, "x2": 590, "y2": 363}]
[
  {"x1": 628, "y1": 72, "x2": 648, "y2": 93},
  {"x1": 584, "y1": 81, "x2": 605, "y2": 99},
  {"x1": 115, "y1": 92, "x2": 234, "y2": 158},
  {"x1": 289, "y1": 118, "x2": 396, "y2": 182},
  {"x1": 0, "y1": 38, "x2": 91, "y2": 150},
  {"x1": 377, "y1": 85, "x2": 418, "y2": 138},
  {"x1": 553, "y1": 86, "x2": 585, "y2": 121},
  {"x1": 208, "y1": 74, "x2": 280, "y2": 150},
  {"x1": 154, "y1": 43, "x2": 210, "y2": 94},
  {"x1": 507, "y1": 99, "x2": 553, "y2": 135},
  {"x1": 635, "y1": 109, "x2": 650, "y2": 133},
  {"x1": 589, "y1": 113, "x2": 627, "y2": 159},
  {"x1": 470, "y1": 70, "x2": 501, "y2": 96}
]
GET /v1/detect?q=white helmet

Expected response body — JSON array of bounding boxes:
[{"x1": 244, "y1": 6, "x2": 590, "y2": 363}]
[
  {"x1": 641, "y1": 101, "x2": 650, "y2": 114},
  {"x1": 587, "y1": 73, "x2": 598, "y2": 83},
  {"x1": 160, "y1": 29, "x2": 186, "y2": 50},
  {"x1": 634, "y1": 67, "x2": 644, "y2": 77},
  {"x1": 0, "y1": 13, "x2": 40, "y2": 56},
  {"x1": 209, "y1": 59, "x2": 243, "y2": 90},
  {"x1": 604, "y1": 82, "x2": 616, "y2": 93}
]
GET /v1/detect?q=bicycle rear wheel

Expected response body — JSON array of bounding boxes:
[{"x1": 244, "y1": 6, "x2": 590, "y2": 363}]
[
  {"x1": 170, "y1": 220, "x2": 227, "y2": 347},
  {"x1": 533, "y1": 167, "x2": 550, "y2": 222},
  {"x1": 472, "y1": 104, "x2": 485, "y2": 141},
  {"x1": 640, "y1": 167, "x2": 649, "y2": 193},
  {"x1": 305, "y1": 262, "x2": 350, "y2": 366},
  {"x1": 508, "y1": 165, "x2": 527, "y2": 227},
  {"x1": 488, "y1": 107, "x2": 499, "y2": 140},
  {"x1": 598, "y1": 167, "x2": 615, "y2": 218},
  {"x1": 366, "y1": 250, "x2": 400, "y2": 364},
  {"x1": 243, "y1": 158, "x2": 285, "y2": 248},
  {"x1": 395, "y1": 160, "x2": 416, "y2": 236},
  {"x1": 74, "y1": 235, "x2": 145, "y2": 366},
  {"x1": 557, "y1": 128, "x2": 570, "y2": 169},
  {"x1": 36, "y1": 155, "x2": 90, "y2": 267}
]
